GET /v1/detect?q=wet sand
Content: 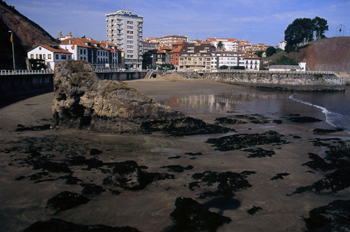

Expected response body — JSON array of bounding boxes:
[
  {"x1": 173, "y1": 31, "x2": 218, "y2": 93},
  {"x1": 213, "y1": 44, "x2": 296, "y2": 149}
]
[{"x1": 0, "y1": 78, "x2": 349, "y2": 232}]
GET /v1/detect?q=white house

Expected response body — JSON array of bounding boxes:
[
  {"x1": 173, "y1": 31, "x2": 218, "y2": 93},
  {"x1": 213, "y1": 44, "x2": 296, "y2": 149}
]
[
  {"x1": 278, "y1": 41, "x2": 287, "y2": 50},
  {"x1": 211, "y1": 51, "x2": 245, "y2": 70},
  {"x1": 206, "y1": 38, "x2": 237, "y2": 51},
  {"x1": 27, "y1": 45, "x2": 72, "y2": 70},
  {"x1": 59, "y1": 38, "x2": 121, "y2": 69},
  {"x1": 244, "y1": 53, "x2": 261, "y2": 71}
]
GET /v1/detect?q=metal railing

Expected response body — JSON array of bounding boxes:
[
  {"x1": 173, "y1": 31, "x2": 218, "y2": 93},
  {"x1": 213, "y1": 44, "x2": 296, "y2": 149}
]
[
  {"x1": 152, "y1": 69, "x2": 336, "y2": 75},
  {"x1": 0, "y1": 69, "x2": 54, "y2": 75},
  {"x1": 95, "y1": 68, "x2": 148, "y2": 73},
  {"x1": 0, "y1": 68, "x2": 337, "y2": 76}
]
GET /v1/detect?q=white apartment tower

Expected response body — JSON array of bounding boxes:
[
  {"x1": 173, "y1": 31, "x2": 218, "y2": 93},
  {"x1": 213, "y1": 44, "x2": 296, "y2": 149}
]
[{"x1": 106, "y1": 10, "x2": 143, "y2": 69}]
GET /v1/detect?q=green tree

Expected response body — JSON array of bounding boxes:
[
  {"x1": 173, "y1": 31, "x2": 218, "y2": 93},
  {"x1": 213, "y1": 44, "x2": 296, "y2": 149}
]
[
  {"x1": 217, "y1": 41, "x2": 224, "y2": 51},
  {"x1": 284, "y1": 17, "x2": 328, "y2": 52},
  {"x1": 285, "y1": 18, "x2": 314, "y2": 48},
  {"x1": 312, "y1": 16, "x2": 328, "y2": 39},
  {"x1": 266, "y1": 47, "x2": 277, "y2": 57},
  {"x1": 256, "y1": 51, "x2": 264, "y2": 57}
]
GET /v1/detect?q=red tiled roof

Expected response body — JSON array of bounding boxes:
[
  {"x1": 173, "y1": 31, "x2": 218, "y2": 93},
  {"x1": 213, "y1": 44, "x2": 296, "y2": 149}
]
[
  {"x1": 37, "y1": 45, "x2": 72, "y2": 54},
  {"x1": 244, "y1": 53, "x2": 261, "y2": 59}
]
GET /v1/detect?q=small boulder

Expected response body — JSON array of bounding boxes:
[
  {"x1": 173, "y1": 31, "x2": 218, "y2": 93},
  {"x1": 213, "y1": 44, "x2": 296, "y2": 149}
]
[
  {"x1": 47, "y1": 191, "x2": 90, "y2": 214},
  {"x1": 169, "y1": 197, "x2": 231, "y2": 231}
]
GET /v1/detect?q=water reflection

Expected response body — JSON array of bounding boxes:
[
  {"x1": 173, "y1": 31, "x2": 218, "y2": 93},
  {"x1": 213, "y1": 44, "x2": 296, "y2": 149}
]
[{"x1": 157, "y1": 90, "x2": 275, "y2": 114}]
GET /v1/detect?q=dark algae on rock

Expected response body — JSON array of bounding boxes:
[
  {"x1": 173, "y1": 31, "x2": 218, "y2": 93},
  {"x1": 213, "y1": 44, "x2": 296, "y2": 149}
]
[
  {"x1": 47, "y1": 191, "x2": 90, "y2": 214},
  {"x1": 189, "y1": 171, "x2": 254, "y2": 199},
  {"x1": 23, "y1": 218, "x2": 141, "y2": 232},
  {"x1": 304, "y1": 200, "x2": 350, "y2": 232},
  {"x1": 292, "y1": 141, "x2": 350, "y2": 194},
  {"x1": 166, "y1": 197, "x2": 231, "y2": 232},
  {"x1": 206, "y1": 130, "x2": 285, "y2": 151}
]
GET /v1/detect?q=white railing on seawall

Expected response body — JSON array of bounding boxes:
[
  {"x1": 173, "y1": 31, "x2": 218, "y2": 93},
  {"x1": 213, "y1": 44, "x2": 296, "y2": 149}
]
[
  {"x1": 0, "y1": 70, "x2": 54, "y2": 75},
  {"x1": 153, "y1": 69, "x2": 336, "y2": 75},
  {"x1": 95, "y1": 68, "x2": 148, "y2": 73},
  {"x1": 0, "y1": 69, "x2": 336, "y2": 76}
]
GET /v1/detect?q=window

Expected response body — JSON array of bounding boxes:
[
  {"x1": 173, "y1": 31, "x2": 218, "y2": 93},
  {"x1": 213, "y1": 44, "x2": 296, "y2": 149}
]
[
  {"x1": 127, "y1": 31, "x2": 133, "y2": 34},
  {"x1": 127, "y1": 45, "x2": 133, "y2": 48},
  {"x1": 127, "y1": 40, "x2": 133, "y2": 44},
  {"x1": 56, "y1": 54, "x2": 59, "y2": 60},
  {"x1": 43, "y1": 54, "x2": 46, "y2": 59},
  {"x1": 30, "y1": 54, "x2": 34, "y2": 59},
  {"x1": 61, "y1": 55, "x2": 67, "y2": 60},
  {"x1": 127, "y1": 21, "x2": 133, "y2": 24},
  {"x1": 127, "y1": 26, "x2": 133, "y2": 29},
  {"x1": 127, "y1": 35, "x2": 134, "y2": 39},
  {"x1": 48, "y1": 54, "x2": 51, "y2": 59},
  {"x1": 127, "y1": 50, "x2": 133, "y2": 53}
]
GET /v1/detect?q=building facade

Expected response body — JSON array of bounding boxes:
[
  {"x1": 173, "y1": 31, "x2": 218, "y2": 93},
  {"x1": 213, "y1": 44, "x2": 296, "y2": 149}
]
[
  {"x1": 210, "y1": 51, "x2": 245, "y2": 70},
  {"x1": 106, "y1": 10, "x2": 143, "y2": 69},
  {"x1": 206, "y1": 38, "x2": 237, "y2": 51},
  {"x1": 244, "y1": 54, "x2": 261, "y2": 71},
  {"x1": 59, "y1": 38, "x2": 122, "y2": 69},
  {"x1": 145, "y1": 35, "x2": 188, "y2": 49},
  {"x1": 27, "y1": 45, "x2": 72, "y2": 70},
  {"x1": 178, "y1": 41, "x2": 215, "y2": 71}
]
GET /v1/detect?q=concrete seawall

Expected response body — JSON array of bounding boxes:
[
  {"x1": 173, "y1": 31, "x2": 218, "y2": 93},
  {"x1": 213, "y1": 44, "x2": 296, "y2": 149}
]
[
  {"x1": 175, "y1": 71, "x2": 346, "y2": 91},
  {"x1": 0, "y1": 74, "x2": 54, "y2": 107},
  {"x1": 0, "y1": 71, "x2": 148, "y2": 107}
]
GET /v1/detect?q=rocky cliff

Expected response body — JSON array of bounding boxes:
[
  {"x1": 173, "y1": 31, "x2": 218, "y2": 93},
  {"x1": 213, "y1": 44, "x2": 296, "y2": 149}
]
[
  {"x1": 288, "y1": 37, "x2": 350, "y2": 72},
  {"x1": 52, "y1": 60, "x2": 230, "y2": 135},
  {"x1": 0, "y1": 0, "x2": 58, "y2": 69}
]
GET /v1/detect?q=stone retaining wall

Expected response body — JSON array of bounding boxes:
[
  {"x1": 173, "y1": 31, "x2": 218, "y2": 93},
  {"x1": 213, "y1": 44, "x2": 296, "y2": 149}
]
[
  {"x1": 0, "y1": 74, "x2": 54, "y2": 107},
  {"x1": 172, "y1": 71, "x2": 346, "y2": 91}
]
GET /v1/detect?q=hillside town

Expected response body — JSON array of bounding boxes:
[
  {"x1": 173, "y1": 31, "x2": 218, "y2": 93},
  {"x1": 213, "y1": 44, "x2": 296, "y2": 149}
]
[{"x1": 26, "y1": 9, "x2": 288, "y2": 72}]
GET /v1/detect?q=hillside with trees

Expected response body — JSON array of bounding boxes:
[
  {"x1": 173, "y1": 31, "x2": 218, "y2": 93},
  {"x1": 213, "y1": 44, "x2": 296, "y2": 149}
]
[{"x1": 263, "y1": 37, "x2": 350, "y2": 72}]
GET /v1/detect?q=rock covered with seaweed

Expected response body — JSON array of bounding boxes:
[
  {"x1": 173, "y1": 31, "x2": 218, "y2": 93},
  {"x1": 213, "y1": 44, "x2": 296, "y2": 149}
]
[{"x1": 52, "y1": 60, "x2": 229, "y2": 135}]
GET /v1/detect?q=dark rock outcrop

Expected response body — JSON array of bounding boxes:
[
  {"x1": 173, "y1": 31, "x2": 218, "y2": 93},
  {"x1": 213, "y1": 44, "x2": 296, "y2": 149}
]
[
  {"x1": 206, "y1": 130, "x2": 285, "y2": 151},
  {"x1": 243, "y1": 147, "x2": 276, "y2": 158},
  {"x1": 313, "y1": 128, "x2": 343, "y2": 134},
  {"x1": 103, "y1": 160, "x2": 174, "y2": 190},
  {"x1": 23, "y1": 218, "x2": 140, "y2": 232},
  {"x1": 286, "y1": 115, "x2": 322, "y2": 123},
  {"x1": 47, "y1": 191, "x2": 90, "y2": 214},
  {"x1": 270, "y1": 173, "x2": 290, "y2": 180},
  {"x1": 161, "y1": 165, "x2": 194, "y2": 173},
  {"x1": 52, "y1": 60, "x2": 230, "y2": 135},
  {"x1": 292, "y1": 141, "x2": 350, "y2": 195},
  {"x1": 304, "y1": 200, "x2": 350, "y2": 232},
  {"x1": 247, "y1": 206, "x2": 263, "y2": 215},
  {"x1": 190, "y1": 171, "x2": 254, "y2": 198},
  {"x1": 168, "y1": 197, "x2": 231, "y2": 232}
]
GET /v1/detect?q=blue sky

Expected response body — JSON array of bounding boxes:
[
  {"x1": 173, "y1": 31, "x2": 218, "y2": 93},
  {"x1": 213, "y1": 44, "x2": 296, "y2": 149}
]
[{"x1": 5, "y1": 0, "x2": 350, "y2": 46}]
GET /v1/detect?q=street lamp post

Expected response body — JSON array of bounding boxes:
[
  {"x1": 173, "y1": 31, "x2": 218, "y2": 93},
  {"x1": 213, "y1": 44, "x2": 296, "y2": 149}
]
[{"x1": 8, "y1": 30, "x2": 15, "y2": 71}]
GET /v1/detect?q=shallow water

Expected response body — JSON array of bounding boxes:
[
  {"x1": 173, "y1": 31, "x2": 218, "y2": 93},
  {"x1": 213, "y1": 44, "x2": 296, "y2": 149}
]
[{"x1": 158, "y1": 86, "x2": 350, "y2": 132}]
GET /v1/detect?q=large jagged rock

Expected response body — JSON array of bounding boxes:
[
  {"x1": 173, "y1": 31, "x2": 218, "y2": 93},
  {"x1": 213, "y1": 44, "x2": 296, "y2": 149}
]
[
  {"x1": 52, "y1": 60, "x2": 230, "y2": 135},
  {"x1": 52, "y1": 60, "x2": 180, "y2": 132}
]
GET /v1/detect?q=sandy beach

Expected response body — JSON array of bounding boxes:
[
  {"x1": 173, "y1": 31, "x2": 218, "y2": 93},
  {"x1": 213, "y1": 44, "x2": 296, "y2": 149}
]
[{"x1": 0, "y1": 77, "x2": 349, "y2": 232}]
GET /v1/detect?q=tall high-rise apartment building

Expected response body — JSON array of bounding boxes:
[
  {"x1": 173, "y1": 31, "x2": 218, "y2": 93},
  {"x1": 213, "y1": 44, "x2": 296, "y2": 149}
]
[{"x1": 106, "y1": 10, "x2": 143, "y2": 69}]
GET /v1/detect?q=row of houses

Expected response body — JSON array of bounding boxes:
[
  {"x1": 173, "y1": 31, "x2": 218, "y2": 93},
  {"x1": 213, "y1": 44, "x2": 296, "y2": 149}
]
[
  {"x1": 149, "y1": 40, "x2": 261, "y2": 71},
  {"x1": 27, "y1": 37, "x2": 124, "y2": 71},
  {"x1": 27, "y1": 32, "x2": 266, "y2": 71}
]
